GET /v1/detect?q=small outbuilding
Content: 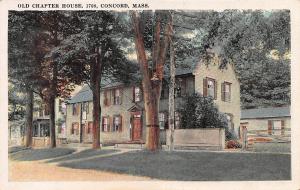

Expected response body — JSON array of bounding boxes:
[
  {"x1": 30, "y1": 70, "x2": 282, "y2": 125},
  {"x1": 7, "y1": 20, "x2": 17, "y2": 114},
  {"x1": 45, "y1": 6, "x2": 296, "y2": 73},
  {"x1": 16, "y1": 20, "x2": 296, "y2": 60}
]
[{"x1": 240, "y1": 106, "x2": 290, "y2": 137}]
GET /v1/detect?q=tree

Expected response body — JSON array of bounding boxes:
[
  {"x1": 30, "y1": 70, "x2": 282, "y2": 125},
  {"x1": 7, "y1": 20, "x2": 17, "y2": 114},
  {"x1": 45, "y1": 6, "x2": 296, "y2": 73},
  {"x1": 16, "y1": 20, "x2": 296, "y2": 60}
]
[
  {"x1": 131, "y1": 11, "x2": 173, "y2": 151},
  {"x1": 55, "y1": 11, "x2": 137, "y2": 149},
  {"x1": 8, "y1": 11, "x2": 45, "y2": 147},
  {"x1": 189, "y1": 10, "x2": 290, "y2": 108},
  {"x1": 9, "y1": 11, "x2": 77, "y2": 148}
]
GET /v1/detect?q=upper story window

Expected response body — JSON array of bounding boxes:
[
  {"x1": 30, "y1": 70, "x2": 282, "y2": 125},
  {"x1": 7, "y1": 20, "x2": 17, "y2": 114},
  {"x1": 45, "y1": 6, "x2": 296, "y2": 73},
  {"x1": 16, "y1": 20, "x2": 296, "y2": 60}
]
[
  {"x1": 104, "y1": 90, "x2": 110, "y2": 106},
  {"x1": 175, "y1": 78, "x2": 187, "y2": 98},
  {"x1": 82, "y1": 102, "x2": 89, "y2": 113},
  {"x1": 58, "y1": 99, "x2": 66, "y2": 113},
  {"x1": 112, "y1": 88, "x2": 122, "y2": 105},
  {"x1": 72, "y1": 104, "x2": 78, "y2": 115},
  {"x1": 203, "y1": 77, "x2": 217, "y2": 99},
  {"x1": 222, "y1": 82, "x2": 231, "y2": 102},
  {"x1": 133, "y1": 86, "x2": 141, "y2": 102}
]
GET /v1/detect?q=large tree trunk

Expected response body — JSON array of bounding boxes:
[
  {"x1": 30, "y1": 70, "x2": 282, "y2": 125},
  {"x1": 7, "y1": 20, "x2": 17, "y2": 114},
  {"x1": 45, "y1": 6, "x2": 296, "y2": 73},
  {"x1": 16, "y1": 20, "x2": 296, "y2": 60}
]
[
  {"x1": 90, "y1": 47, "x2": 102, "y2": 149},
  {"x1": 49, "y1": 96, "x2": 56, "y2": 148},
  {"x1": 24, "y1": 89, "x2": 33, "y2": 147},
  {"x1": 131, "y1": 11, "x2": 172, "y2": 151}
]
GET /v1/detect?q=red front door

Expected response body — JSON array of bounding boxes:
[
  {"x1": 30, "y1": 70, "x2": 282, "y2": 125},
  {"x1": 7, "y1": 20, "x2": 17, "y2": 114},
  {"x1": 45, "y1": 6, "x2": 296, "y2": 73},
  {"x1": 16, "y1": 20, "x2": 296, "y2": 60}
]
[{"x1": 132, "y1": 114, "x2": 142, "y2": 140}]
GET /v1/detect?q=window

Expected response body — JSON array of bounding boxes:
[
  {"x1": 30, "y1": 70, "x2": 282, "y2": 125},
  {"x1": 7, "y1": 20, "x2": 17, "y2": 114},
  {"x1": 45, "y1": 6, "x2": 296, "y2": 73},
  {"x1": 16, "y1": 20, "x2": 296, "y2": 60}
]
[
  {"x1": 113, "y1": 115, "x2": 122, "y2": 132},
  {"x1": 102, "y1": 117, "x2": 110, "y2": 132},
  {"x1": 83, "y1": 102, "x2": 89, "y2": 113},
  {"x1": 175, "y1": 78, "x2": 187, "y2": 97},
  {"x1": 175, "y1": 111, "x2": 180, "y2": 129},
  {"x1": 112, "y1": 88, "x2": 122, "y2": 105},
  {"x1": 222, "y1": 82, "x2": 231, "y2": 102},
  {"x1": 203, "y1": 78, "x2": 217, "y2": 99},
  {"x1": 87, "y1": 122, "x2": 93, "y2": 134},
  {"x1": 71, "y1": 123, "x2": 79, "y2": 135},
  {"x1": 159, "y1": 112, "x2": 166, "y2": 130},
  {"x1": 59, "y1": 99, "x2": 63, "y2": 112},
  {"x1": 133, "y1": 86, "x2": 141, "y2": 102},
  {"x1": 103, "y1": 90, "x2": 110, "y2": 106},
  {"x1": 268, "y1": 120, "x2": 284, "y2": 135},
  {"x1": 72, "y1": 104, "x2": 77, "y2": 115}
]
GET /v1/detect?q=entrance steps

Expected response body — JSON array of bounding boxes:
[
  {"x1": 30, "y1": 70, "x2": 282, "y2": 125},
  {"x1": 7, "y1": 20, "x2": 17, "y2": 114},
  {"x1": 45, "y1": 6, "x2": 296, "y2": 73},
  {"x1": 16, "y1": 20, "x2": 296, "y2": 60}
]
[{"x1": 114, "y1": 140, "x2": 145, "y2": 149}]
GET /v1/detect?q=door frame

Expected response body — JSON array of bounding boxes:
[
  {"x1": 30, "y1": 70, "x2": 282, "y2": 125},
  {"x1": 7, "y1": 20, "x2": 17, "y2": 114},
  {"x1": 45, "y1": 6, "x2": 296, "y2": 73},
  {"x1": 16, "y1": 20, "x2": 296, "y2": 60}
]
[{"x1": 131, "y1": 111, "x2": 142, "y2": 141}]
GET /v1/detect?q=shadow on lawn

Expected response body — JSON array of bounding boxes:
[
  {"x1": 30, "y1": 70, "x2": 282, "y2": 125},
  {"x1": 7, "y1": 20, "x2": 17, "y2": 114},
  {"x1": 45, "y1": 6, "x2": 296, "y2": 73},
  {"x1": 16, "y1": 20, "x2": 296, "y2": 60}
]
[
  {"x1": 47, "y1": 149, "x2": 119, "y2": 163},
  {"x1": 57, "y1": 150, "x2": 291, "y2": 181},
  {"x1": 9, "y1": 148, "x2": 76, "y2": 161}
]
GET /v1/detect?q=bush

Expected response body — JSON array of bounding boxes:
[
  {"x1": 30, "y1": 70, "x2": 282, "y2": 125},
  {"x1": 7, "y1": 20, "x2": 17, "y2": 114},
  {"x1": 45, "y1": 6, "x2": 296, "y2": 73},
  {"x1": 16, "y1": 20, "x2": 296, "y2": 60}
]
[
  {"x1": 226, "y1": 140, "x2": 242, "y2": 149},
  {"x1": 178, "y1": 93, "x2": 228, "y2": 129}
]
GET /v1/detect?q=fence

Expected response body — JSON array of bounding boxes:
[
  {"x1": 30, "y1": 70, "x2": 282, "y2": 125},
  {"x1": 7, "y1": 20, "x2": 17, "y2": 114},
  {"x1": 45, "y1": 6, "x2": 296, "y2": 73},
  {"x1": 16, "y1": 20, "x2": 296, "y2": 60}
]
[{"x1": 242, "y1": 128, "x2": 291, "y2": 152}]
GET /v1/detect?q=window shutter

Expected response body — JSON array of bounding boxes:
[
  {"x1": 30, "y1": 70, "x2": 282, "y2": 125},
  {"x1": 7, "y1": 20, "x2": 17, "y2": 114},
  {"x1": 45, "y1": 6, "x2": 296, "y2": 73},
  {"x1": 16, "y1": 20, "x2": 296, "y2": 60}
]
[
  {"x1": 221, "y1": 83, "x2": 225, "y2": 101},
  {"x1": 112, "y1": 89, "x2": 115, "y2": 105},
  {"x1": 140, "y1": 85, "x2": 144, "y2": 101},
  {"x1": 268, "y1": 120, "x2": 272, "y2": 135},
  {"x1": 111, "y1": 116, "x2": 114, "y2": 132},
  {"x1": 229, "y1": 83, "x2": 231, "y2": 102},
  {"x1": 281, "y1": 120, "x2": 285, "y2": 135},
  {"x1": 86, "y1": 102, "x2": 89, "y2": 114},
  {"x1": 101, "y1": 117, "x2": 104, "y2": 131},
  {"x1": 119, "y1": 115, "x2": 123, "y2": 132},
  {"x1": 104, "y1": 90, "x2": 107, "y2": 106},
  {"x1": 108, "y1": 90, "x2": 111, "y2": 106},
  {"x1": 76, "y1": 104, "x2": 80, "y2": 115},
  {"x1": 214, "y1": 80, "x2": 217, "y2": 100},
  {"x1": 106, "y1": 116, "x2": 110, "y2": 132},
  {"x1": 120, "y1": 88, "x2": 123, "y2": 105},
  {"x1": 203, "y1": 78, "x2": 208, "y2": 96},
  {"x1": 132, "y1": 87, "x2": 135, "y2": 102}
]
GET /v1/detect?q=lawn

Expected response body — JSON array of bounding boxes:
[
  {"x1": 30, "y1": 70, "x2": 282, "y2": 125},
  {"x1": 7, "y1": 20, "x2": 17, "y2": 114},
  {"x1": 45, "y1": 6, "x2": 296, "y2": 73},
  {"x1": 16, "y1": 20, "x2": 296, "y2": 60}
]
[{"x1": 56, "y1": 150, "x2": 290, "y2": 181}]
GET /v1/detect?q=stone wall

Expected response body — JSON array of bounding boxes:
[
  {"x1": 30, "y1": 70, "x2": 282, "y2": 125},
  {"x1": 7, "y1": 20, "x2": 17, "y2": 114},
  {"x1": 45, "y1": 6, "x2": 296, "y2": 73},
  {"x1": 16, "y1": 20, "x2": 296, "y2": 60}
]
[{"x1": 166, "y1": 128, "x2": 225, "y2": 149}]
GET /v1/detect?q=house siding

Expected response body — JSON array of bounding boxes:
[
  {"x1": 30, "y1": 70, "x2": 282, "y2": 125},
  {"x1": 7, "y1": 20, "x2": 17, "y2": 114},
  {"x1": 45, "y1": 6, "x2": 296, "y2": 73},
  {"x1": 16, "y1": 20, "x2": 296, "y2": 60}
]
[
  {"x1": 240, "y1": 117, "x2": 291, "y2": 133},
  {"x1": 194, "y1": 57, "x2": 241, "y2": 136},
  {"x1": 66, "y1": 57, "x2": 241, "y2": 143}
]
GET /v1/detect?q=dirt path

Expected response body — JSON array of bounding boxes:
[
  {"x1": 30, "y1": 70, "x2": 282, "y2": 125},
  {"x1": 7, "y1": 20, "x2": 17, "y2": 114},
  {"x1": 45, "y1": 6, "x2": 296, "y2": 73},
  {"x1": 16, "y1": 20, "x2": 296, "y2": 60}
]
[{"x1": 9, "y1": 160, "x2": 153, "y2": 181}]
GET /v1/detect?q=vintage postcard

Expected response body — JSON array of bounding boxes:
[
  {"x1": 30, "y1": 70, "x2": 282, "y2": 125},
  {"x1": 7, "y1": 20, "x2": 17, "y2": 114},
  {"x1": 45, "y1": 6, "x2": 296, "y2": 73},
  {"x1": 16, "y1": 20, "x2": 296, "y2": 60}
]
[{"x1": 0, "y1": 0, "x2": 300, "y2": 189}]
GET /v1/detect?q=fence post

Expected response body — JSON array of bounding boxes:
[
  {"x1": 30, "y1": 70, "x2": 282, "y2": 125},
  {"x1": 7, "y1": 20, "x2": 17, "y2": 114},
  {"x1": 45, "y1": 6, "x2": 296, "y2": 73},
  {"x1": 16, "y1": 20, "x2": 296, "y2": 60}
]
[{"x1": 242, "y1": 126, "x2": 248, "y2": 151}]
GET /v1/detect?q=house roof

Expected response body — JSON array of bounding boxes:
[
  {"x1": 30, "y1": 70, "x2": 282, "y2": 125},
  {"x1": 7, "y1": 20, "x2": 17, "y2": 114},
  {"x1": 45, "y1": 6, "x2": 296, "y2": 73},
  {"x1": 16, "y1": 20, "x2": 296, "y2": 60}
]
[
  {"x1": 67, "y1": 85, "x2": 93, "y2": 104},
  {"x1": 241, "y1": 106, "x2": 290, "y2": 119}
]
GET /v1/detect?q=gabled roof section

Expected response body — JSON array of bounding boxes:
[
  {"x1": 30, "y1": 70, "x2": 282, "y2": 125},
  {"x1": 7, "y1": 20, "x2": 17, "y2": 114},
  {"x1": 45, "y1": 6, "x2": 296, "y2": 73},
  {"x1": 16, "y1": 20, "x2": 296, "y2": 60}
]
[
  {"x1": 241, "y1": 106, "x2": 290, "y2": 119},
  {"x1": 67, "y1": 85, "x2": 93, "y2": 104}
]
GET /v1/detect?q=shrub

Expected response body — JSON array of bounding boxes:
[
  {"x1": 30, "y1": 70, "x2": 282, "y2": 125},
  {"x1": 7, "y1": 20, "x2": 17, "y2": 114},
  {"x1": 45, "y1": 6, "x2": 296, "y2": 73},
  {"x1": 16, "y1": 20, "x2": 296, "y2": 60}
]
[
  {"x1": 178, "y1": 93, "x2": 228, "y2": 129},
  {"x1": 226, "y1": 140, "x2": 242, "y2": 149}
]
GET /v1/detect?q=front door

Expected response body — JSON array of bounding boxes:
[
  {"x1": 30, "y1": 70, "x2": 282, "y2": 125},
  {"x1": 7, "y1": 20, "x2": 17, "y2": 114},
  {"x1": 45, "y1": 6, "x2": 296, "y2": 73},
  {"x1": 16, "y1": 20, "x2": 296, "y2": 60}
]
[{"x1": 132, "y1": 114, "x2": 142, "y2": 140}]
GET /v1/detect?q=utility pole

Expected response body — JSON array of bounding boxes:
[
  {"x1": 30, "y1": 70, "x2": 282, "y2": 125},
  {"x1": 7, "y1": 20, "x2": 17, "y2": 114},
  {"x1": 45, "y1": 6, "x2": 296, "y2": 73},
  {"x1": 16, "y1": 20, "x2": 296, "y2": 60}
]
[{"x1": 168, "y1": 11, "x2": 175, "y2": 151}]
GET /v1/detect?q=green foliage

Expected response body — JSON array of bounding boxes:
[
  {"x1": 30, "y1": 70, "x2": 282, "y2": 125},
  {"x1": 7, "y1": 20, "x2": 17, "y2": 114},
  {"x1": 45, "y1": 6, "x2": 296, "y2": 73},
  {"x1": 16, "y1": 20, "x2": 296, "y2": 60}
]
[{"x1": 179, "y1": 93, "x2": 228, "y2": 129}]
